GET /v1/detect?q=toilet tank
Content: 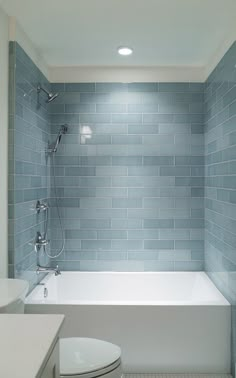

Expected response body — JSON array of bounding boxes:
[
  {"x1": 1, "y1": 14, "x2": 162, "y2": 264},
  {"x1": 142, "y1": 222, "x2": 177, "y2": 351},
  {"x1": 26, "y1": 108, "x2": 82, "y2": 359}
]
[{"x1": 0, "y1": 279, "x2": 29, "y2": 313}]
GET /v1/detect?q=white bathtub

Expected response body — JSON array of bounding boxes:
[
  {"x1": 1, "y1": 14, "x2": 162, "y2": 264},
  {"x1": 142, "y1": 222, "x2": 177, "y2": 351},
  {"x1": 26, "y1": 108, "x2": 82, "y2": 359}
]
[{"x1": 26, "y1": 272, "x2": 231, "y2": 374}]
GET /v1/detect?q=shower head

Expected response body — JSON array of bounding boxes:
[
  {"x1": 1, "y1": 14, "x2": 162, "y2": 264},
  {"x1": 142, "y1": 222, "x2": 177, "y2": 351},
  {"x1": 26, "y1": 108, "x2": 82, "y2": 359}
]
[
  {"x1": 47, "y1": 92, "x2": 59, "y2": 103},
  {"x1": 37, "y1": 84, "x2": 59, "y2": 103},
  {"x1": 60, "y1": 125, "x2": 68, "y2": 134},
  {"x1": 48, "y1": 124, "x2": 69, "y2": 154}
]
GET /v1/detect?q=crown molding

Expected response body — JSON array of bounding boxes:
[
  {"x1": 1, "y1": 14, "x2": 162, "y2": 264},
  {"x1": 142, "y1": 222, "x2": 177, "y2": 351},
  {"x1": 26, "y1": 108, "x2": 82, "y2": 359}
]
[
  {"x1": 48, "y1": 65, "x2": 205, "y2": 83},
  {"x1": 203, "y1": 29, "x2": 236, "y2": 81}
]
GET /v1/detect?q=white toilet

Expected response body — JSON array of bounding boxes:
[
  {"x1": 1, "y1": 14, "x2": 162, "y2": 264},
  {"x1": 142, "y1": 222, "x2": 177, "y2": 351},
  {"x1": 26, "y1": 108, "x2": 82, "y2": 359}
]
[
  {"x1": 60, "y1": 337, "x2": 122, "y2": 378},
  {"x1": 0, "y1": 278, "x2": 122, "y2": 378}
]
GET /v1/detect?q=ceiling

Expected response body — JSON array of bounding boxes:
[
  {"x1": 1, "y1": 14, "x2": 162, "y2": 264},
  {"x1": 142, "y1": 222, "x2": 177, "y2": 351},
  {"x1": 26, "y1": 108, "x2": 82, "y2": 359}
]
[{"x1": 0, "y1": 0, "x2": 236, "y2": 67}]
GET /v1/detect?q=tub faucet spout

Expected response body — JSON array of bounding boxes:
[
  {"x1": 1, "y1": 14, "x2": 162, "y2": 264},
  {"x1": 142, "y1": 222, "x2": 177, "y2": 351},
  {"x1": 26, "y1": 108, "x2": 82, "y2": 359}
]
[{"x1": 36, "y1": 264, "x2": 61, "y2": 276}]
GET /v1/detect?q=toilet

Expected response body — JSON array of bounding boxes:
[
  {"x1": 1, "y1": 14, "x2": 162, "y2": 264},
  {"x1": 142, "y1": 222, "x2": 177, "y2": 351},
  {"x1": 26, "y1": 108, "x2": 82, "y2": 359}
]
[
  {"x1": 60, "y1": 337, "x2": 122, "y2": 378},
  {"x1": 0, "y1": 279, "x2": 122, "y2": 378}
]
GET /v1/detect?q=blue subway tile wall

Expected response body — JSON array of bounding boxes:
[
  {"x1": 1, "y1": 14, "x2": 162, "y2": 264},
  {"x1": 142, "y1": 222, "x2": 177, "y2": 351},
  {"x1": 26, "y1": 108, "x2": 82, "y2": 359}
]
[
  {"x1": 8, "y1": 40, "x2": 236, "y2": 375},
  {"x1": 49, "y1": 82, "x2": 205, "y2": 271},
  {"x1": 205, "y1": 41, "x2": 236, "y2": 375},
  {"x1": 8, "y1": 42, "x2": 51, "y2": 290}
]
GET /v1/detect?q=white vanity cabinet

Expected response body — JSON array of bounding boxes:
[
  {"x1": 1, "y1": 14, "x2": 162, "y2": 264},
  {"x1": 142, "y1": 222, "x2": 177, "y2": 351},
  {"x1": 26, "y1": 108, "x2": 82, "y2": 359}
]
[
  {"x1": 0, "y1": 314, "x2": 64, "y2": 378},
  {"x1": 40, "y1": 341, "x2": 60, "y2": 378}
]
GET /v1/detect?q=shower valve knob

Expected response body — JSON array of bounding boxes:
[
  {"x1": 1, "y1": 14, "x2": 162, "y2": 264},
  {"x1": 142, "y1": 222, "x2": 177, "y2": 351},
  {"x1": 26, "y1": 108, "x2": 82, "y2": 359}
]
[
  {"x1": 36, "y1": 200, "x2": 49, "y2": 213},
  {"x1": 34, "y1": 232, "x2": 50, "y2": 252}
]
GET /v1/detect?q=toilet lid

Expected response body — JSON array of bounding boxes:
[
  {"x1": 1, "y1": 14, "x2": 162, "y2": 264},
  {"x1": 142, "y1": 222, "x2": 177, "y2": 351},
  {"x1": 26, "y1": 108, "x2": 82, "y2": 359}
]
[{"x1": 60, "y1": 338, "x2": 121, "y2": 376}]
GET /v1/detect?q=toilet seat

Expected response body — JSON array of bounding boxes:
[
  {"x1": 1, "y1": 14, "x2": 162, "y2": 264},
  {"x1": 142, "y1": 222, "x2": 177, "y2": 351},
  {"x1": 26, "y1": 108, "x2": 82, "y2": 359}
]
[{"x1": 60, "y1": 338, "x2": 121, "y2": 378}]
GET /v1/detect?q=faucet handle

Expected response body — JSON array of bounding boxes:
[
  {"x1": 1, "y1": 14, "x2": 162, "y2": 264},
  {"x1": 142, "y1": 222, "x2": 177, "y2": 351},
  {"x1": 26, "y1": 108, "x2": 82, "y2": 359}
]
[
  {"x1": 36, "y1": 200, "x2": 49, "y2": 214},
  {"x1": 34, "y1": 232, "x2": 50, "y2": 252},
  {"x1": 55, "y1": 265, "x2": 61, "y2": 276}
]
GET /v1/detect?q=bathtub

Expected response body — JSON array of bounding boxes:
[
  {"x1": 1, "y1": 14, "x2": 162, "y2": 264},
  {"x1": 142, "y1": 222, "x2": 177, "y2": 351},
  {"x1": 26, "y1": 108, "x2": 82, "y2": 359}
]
[{"x1": 26, "y1": 272, "x2": 231, "y2": 374}]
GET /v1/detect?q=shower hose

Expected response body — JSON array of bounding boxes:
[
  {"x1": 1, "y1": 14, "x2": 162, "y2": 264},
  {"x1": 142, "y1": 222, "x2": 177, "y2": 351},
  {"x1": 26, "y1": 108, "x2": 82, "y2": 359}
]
[{"x1": 43, "y1": 152, "x2": 65, "y2": 259}]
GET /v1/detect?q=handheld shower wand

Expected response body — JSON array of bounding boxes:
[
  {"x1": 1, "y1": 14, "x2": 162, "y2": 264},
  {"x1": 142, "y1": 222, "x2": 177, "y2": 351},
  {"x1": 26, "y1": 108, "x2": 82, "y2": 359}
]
[
  {"x1": 43, "y1": 124, "x2": 69, "y2": 260},
  {"x1": 48, "y1": 124, "x2": 68, "y2": 154}
]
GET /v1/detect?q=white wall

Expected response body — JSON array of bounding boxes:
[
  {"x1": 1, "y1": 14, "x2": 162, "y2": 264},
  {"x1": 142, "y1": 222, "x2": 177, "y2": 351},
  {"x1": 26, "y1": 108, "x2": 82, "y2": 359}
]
[
  {"x1": 0, "y1": 6, "x2": 9, "y2": 278},
  {"x1": 9, "y1": 17, "x2": 49, "y2": 79}
]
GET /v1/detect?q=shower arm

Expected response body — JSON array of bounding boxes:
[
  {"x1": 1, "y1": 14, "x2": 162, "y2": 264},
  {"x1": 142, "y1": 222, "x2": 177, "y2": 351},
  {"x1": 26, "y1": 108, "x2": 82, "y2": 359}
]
[{"x1": 37, "y1": 85, "x2": 50, "y2": 96}]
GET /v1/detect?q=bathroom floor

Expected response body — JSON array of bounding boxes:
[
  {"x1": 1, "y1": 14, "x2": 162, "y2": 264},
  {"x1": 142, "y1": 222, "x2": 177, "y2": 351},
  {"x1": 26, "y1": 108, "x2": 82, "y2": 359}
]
[{"x1": 124, "y1": 374, "x2": 232, "y2": 378}]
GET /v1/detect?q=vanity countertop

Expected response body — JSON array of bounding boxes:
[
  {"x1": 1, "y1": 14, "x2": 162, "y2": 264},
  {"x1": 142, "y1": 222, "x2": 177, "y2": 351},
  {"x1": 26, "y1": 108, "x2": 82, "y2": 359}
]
[{"x1": 0, "y1": 314, "x2": 64, "y2": 378}]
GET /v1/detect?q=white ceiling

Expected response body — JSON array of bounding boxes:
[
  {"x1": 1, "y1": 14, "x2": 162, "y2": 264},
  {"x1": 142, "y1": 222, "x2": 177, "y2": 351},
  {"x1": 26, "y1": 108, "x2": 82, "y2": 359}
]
[{"x1": 0, "y1": 0, "x2": 236, "y2": 68}]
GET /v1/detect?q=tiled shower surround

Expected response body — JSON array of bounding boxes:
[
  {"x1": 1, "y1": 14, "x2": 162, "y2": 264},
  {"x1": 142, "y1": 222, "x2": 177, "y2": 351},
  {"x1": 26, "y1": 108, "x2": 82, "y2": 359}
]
[
  {"x1": 49, "y1": 82, "x2": 205, "y2": 271},
  {"x1": 204, "y1": 41, "x2": 236, "y2": 373},
  {"x1": 8, "y1": 40, "x2": 236, "y2": 376},
  {"x1": 8, "y1": 42, "x2": 50, "y2": 288}
]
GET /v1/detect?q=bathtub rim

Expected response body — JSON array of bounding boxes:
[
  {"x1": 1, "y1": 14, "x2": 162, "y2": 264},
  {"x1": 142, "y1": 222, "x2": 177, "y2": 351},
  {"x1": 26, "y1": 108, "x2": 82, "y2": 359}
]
[{"x1": 26, "y1": 271, "x2": 230, "y2": 306}]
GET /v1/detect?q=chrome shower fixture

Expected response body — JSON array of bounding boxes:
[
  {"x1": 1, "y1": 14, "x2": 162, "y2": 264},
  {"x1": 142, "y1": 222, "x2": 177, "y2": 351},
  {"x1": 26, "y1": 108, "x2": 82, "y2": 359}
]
[
  {"x1": 36, "y1": 264, "x2": 61, "y2": 276},
  {"x1": 34, "y1": 231, "x2": 50, "y2": 252},
  {"x1": 48, "y1": 124, "x2": 69, "y2": 153},
  {"x1": 36, "y1": 200, "x2": 49, "y2": 214},
  {"x1": 37, "y1": 84, "x2": 59, "y2": 103}
]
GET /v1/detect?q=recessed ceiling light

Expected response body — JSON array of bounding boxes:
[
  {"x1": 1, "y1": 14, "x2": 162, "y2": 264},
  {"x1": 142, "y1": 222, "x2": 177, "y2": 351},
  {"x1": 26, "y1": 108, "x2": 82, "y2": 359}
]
[{"x1": 118, "y1": 47, "x2": 133, "y2": 56}]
